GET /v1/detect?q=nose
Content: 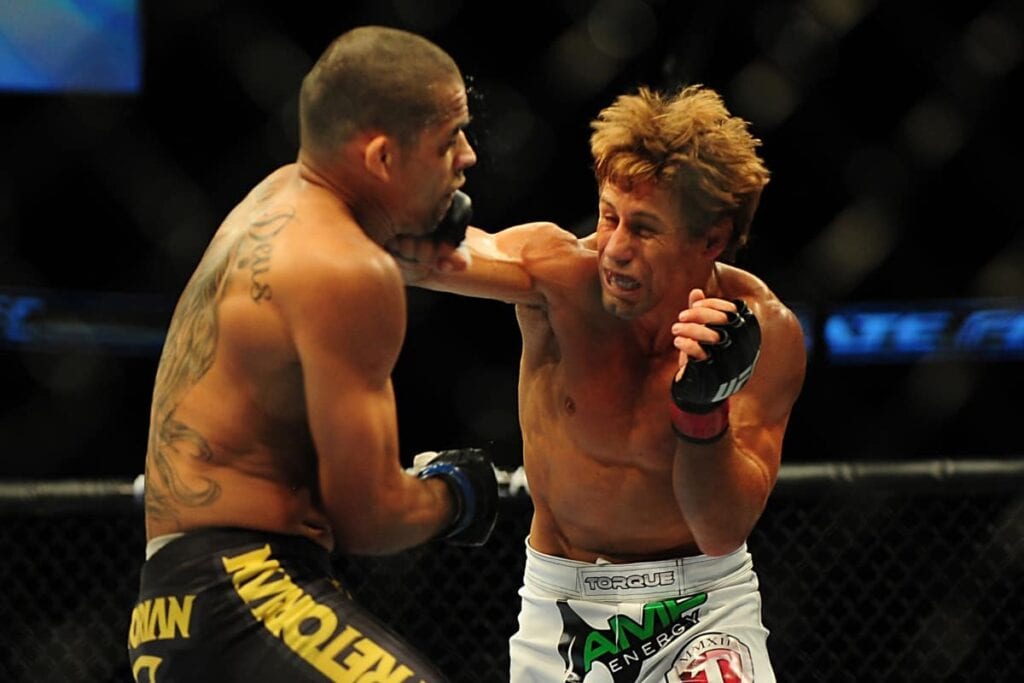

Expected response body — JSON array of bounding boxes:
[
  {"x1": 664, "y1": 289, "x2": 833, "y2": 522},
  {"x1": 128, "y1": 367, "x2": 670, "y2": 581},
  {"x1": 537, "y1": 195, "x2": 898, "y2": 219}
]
[
  {"x1": 455, "y1": 131, "x2": 477, "y2": 171},
  {"x1": 604, "y1": 222, "x2": 634, "y2": 265}
]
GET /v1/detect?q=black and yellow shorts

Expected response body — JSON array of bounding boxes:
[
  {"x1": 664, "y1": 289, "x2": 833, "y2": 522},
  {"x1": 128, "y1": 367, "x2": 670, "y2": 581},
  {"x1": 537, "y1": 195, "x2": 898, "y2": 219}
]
[{"x1": 127, "y1": 527, "x2": 448, "y2": 682}]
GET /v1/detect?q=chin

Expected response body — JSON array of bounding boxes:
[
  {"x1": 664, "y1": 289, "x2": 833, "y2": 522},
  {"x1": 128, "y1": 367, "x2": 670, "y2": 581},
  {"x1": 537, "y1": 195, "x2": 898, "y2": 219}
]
[{"x1": 601, "y1": 292, "x2": 643, "y2": 320}]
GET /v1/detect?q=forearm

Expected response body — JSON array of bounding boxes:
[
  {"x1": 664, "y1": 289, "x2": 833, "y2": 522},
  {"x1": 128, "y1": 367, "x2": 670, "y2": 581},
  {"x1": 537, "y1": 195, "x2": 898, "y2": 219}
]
[
  {"x1": 393, "y1": 225, "x2": 557, "y2": 304},
  {"x1": 311, "y1": 400, "x2": 457, "y2": 554},
  {"x1": 672, "y1": 438, "x2": 772, "y2": 556},
  {"x1": 391, "y1": 227, "x2": 503, "y2": 288},
  {"x1": 331, "y1": 473, "x2": 455, "y2": 555},
  {"x1": 329, "y1": 448, "x2": 499, "y2": 553},
  {"x1": 669, "y1": 296, "x2": 774, "y2": 555}
]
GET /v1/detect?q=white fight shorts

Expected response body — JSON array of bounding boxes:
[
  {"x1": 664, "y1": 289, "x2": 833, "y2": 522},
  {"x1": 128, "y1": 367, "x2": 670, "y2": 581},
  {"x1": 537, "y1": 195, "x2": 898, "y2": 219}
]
[{"x1": 508, "y1": 539, "x2": 774, "y2": 682}]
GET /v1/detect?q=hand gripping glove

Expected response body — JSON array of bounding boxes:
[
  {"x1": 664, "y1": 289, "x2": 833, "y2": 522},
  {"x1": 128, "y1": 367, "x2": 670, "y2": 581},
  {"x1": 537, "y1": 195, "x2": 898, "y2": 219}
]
[
  {"x1": 413, "y1": 448, "x2": 498, "y2": 546},
  {"x1": 432, "y1": 190, "x2": 473, "y2": 247},
  {"x1": 670, "y1": 299, "x2": 761, "y2": 444}
]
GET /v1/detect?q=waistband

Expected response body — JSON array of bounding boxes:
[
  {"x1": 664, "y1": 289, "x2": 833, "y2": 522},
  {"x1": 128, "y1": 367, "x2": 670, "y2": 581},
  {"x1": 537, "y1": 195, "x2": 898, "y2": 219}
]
[
  {"x1": 142, "y1": 527, "x2": 333, "y2": 579},
  {"x1": 146, "y1": 532, "x2": 185, "y2": 560},
  {"x1": 523, "y1": 538, "x2": 752, "y2": 602}
]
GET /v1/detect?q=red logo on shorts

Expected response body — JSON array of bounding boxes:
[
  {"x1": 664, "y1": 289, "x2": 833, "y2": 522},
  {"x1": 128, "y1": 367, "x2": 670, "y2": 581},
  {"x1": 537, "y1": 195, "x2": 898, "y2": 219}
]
[
  {"x1": 679, "y1": 649, "x2": 745, "y2": 682},
  {"x1": 668, "y1": 633, "x2": 754, "y2": 683}
]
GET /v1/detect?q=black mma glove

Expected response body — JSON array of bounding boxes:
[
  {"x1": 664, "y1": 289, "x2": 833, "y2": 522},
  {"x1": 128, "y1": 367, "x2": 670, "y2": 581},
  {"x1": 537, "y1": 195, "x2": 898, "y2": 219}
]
[
  {"x1": 670, "y1": 299, "x2": 761, "y2": 444},
  {"x1": 413, "y1": 448, "x2": 498, "y2": 546},
  {"x1": 432, "y1": 190, "x2": 473, "y2": 247}
]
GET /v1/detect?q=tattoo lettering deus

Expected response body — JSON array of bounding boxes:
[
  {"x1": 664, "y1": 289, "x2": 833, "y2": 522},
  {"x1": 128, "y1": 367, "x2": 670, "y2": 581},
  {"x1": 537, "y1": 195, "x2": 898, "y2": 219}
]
[
  {"x1": 144, "y1": 178, "x2": 296, "y2": 527},
  {"x1": 238, "y1": 205, "x2": 294, "y2": 302}
]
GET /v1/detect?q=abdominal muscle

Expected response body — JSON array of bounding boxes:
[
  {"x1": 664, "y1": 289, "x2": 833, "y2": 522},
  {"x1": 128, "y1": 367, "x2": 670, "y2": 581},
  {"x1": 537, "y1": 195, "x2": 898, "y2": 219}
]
[{"x1": 522, "y1": 425, "x2": 699, "y2": 564}]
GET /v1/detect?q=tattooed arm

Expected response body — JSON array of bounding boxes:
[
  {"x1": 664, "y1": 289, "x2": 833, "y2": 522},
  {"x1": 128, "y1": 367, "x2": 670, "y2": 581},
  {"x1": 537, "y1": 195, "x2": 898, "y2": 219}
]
[{"x1": 284, "y1": 244, "x2": 455, "y2": 554}]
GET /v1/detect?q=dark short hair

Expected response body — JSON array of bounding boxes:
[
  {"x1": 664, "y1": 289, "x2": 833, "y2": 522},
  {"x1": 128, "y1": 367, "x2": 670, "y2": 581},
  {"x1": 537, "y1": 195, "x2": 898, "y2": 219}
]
[{"x1": 299, "y1": 26, "x2": 462, "y2": 152}]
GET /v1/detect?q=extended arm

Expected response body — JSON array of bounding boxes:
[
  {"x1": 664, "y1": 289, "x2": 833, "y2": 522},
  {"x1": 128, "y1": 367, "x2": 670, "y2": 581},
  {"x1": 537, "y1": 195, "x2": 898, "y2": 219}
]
[
  {"x1": 670, "y1": 291, "x2": 806, "y2": 556},
  {"x1": 389, "y1": 223, "x2": 584, "y2": 306}
]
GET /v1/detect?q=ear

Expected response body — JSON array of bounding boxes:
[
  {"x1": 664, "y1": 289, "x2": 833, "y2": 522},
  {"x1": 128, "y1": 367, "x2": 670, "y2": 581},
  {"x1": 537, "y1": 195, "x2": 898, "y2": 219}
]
[
  {"x1": 363, "y1": 135, "x2": 393, "y2": 181},
  {"x1": 702, "y1": 216, "x2": 733, "y2": 260}
]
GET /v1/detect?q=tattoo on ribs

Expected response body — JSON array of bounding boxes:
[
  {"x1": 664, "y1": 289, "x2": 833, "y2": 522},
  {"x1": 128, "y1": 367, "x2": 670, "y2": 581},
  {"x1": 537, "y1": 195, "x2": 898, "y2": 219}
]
[
  {"x1": 143, "y1": 178, "x2": 296, "y2": 525},
  {"x1": 144, "y1": 413, "x2": 220, "y2": 523},
  {"x1": 145, "y1": 247, "x2": 228, "y2": 524}
]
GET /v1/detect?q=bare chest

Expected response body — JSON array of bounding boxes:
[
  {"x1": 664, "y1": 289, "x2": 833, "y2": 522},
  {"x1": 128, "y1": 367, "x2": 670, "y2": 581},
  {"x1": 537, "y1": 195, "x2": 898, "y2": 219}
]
[{"x1": 518, "y1": 306, "x2": 679, "y2": 464}]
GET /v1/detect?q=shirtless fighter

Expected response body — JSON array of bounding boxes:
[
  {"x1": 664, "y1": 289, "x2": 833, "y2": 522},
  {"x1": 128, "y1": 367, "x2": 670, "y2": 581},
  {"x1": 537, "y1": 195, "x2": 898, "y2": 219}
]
[
  {"x1": 128, "y1": 27, "x2": 497, "y2": 683},
  {"x1": 392, "y1": 84, "x2": 806, "y2": 681}
]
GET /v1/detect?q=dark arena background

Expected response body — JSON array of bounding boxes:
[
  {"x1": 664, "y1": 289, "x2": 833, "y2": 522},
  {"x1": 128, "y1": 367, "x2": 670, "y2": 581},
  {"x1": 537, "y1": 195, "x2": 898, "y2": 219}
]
[{"x1": 2, "y1": 1, "x2": 1023, "y2": 681}]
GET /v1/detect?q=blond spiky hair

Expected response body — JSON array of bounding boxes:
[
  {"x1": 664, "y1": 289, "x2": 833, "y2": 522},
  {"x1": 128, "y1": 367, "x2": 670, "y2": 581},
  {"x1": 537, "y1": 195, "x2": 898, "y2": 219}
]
[{"x1": 590, "y1": 85, "x2": 770, "y2": 261}]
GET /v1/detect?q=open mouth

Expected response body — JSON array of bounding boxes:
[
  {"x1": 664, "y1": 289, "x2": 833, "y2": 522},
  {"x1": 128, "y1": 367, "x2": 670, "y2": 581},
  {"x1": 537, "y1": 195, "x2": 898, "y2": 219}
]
[{"x1": 604, "y1": 268, "x2": 641, "y2": 293}]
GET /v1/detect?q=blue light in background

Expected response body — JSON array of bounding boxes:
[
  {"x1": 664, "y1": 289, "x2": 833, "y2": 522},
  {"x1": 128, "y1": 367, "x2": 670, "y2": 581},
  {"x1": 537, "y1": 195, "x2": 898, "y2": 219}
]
[
  {"x1": 789, "y1": 303, "x2": 816, "y2": 355},
  {"x1": 3, "y1": 287, "x2": 1024, "y2": 363},
  {"x1": 824, "y1": 301, "x2": 1024, "y2": 363},
  {"x1": 0, "y1": 0, "x2": 141, "y2": 93}
]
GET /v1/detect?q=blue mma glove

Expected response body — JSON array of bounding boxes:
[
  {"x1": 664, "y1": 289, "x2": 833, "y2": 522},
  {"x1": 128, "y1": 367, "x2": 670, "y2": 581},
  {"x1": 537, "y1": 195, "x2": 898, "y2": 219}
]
[{"x1": 413, "y1": 448, "x2": 498, "y2": 546}]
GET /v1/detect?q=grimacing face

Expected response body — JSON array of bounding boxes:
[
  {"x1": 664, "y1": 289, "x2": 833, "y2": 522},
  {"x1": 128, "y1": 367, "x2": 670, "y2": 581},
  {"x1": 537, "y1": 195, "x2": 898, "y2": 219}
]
[{"x1": 595, "y1": 181, "x2": 705, "y2": 320}]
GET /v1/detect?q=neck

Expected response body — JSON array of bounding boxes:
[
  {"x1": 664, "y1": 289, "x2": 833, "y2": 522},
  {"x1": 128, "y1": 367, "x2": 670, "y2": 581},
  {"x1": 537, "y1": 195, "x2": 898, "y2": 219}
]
[
  {"x1": 630, "y1": 263, "x2": 721, "y2": 355},
  {"x1": 297, "y1": 151, "x2": 395, "y2": 246},
  {"x1": 629, "y1": 307, "x2": 681, "y2": 357}
]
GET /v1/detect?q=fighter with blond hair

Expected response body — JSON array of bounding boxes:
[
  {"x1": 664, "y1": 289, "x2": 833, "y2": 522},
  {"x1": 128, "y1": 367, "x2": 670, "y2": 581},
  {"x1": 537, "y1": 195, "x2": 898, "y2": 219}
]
[{"x1": 393, "y1": 84, "x2": 806, "y2": 681}]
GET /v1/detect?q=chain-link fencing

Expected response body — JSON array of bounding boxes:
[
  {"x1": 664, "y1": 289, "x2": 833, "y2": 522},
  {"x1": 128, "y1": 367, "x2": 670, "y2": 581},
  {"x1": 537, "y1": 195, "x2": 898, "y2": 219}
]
[{"x1": 1, "y1": 462, "x2": 1022, "y2": 682}]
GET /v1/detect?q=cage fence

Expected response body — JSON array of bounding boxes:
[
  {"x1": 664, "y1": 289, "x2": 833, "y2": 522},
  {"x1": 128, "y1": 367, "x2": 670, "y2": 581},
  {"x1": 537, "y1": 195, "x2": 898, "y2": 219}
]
[{"x1": 1, "y1": 460, "x2": 1022, "y2": 682}]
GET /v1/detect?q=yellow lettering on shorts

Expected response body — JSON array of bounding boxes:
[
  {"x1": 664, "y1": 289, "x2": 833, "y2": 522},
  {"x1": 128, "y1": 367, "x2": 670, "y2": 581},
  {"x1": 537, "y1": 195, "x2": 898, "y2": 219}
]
[
  {"x1": 128, "y1": 595, "x2": 196, "y2": 648},
  {"x1": 343, "y1": 637, "x2": 416, "y2": 683},
  {"x1": 221, "y1": 545, "x2": 424, "y2": 682},
  {"x1": 221, "y1": 544, "x2": 276, "y2": 583},
  {"x1": 131, "y1": 654, "x2": 162, "y2": 682}
]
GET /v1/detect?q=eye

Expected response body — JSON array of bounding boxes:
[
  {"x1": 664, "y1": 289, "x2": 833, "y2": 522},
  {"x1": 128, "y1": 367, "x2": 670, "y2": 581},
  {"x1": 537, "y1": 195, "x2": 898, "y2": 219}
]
[
  {"x1": 452, "y1": 127, "x2": 471, "y2": 147},
  {"x1": 598, "y1": 214, "x2": 617, "y2": 230},
  {"x1": 440, "y1": 129, "x2": 463, "y2": 154}
]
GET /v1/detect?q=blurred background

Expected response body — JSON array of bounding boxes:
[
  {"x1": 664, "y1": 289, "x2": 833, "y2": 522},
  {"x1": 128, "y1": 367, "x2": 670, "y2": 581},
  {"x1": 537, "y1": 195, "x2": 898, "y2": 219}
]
[
  {"x1": 1, "y1": 0, "x2": 1022, "y2": 476},
  {"x1": 2, "y1": 2, "x2": 1024, "y2": 681}
]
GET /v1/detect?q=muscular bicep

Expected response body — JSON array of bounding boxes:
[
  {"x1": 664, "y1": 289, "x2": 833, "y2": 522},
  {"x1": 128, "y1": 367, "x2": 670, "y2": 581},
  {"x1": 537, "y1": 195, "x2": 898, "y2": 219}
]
[
  {"x1": 422, "y1": 222, "x2": 585, "y2": 306},
  {"x1": 287, "y1": 254, "x2": 408, "y2": 525},
  {"x1": 306, "y1": 366, "x2": 403, "y2": 528}
]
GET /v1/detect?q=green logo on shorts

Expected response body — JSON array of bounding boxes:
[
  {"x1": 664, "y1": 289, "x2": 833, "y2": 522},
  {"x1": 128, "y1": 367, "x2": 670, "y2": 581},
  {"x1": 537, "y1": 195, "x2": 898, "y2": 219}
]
[{"x1": 557, "y1": 593, "x2": 707, "y2": 679}]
